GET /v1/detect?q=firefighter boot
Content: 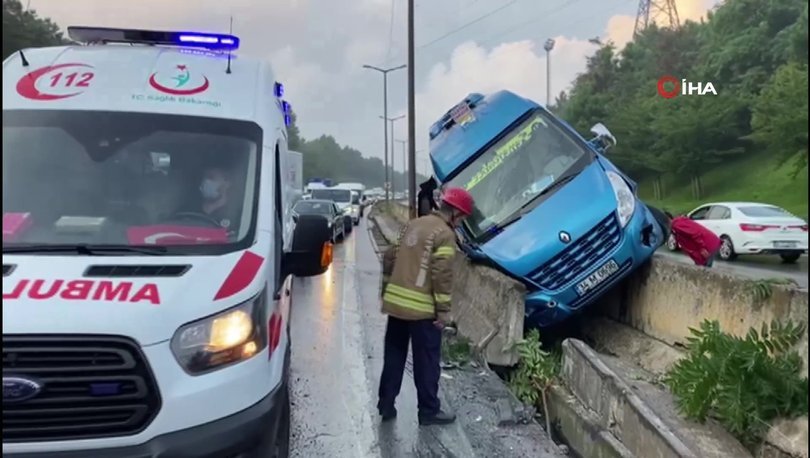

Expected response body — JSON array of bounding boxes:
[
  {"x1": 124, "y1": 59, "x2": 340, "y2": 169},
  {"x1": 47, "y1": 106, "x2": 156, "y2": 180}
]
[{"x1": 418, "y1": 410, "x2": 456, "y2": 426}]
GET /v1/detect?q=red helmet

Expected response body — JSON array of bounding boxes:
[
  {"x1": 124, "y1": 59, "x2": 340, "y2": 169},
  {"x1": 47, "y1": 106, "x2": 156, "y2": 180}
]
[{"x1": 441, "y1": 187, "x2": 474, "y2": 216}]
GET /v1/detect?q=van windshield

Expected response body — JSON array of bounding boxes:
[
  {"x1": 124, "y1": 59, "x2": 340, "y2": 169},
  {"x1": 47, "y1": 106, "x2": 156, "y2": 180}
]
[
  {"x1": 446, "y1": 109, "x2": 592, "y2": 239},
  {"x1": 311, "y1": 189, "x2": 352, "y2": 203},
  {"x1": 2, "y1": 110, "x2": 262, "y2": 255}
]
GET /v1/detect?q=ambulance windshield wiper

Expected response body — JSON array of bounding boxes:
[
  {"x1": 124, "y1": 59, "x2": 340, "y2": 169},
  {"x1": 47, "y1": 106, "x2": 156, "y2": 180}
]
[{"x1": 3, "y1": 244, "x2": 168, "y2": 256}]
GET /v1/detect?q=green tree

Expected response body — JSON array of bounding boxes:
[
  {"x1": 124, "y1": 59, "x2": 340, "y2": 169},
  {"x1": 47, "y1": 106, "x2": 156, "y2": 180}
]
[
  {"x1": 286, "y1": 110, "x2": 305, "y2": 151},
  {"x1": 560, "y1": 0, "x2": 807, "y2": 200},
  {"x1": 748, "y1": 62, "x2": 809, "y2": 174},
  {"x1": 3, "y1": 0, "x2": 67, "y2": 59}
]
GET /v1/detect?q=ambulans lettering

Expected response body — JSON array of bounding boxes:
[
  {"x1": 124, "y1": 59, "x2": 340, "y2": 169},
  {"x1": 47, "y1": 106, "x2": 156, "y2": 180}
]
[{"x1": 3, "y1": 280, "x2": 161, "y2": 305}]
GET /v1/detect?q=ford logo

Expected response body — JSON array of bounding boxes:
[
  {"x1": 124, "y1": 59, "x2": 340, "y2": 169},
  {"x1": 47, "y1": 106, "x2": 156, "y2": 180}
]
[{"x1": 3, "y1": 376, "x2": 43, "y2": 403}]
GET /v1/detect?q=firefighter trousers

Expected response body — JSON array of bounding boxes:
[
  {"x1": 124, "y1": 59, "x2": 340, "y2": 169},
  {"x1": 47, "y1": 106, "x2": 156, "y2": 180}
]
[{"x1": 378, "y1": 315, "x2": 442, "y2": 417}]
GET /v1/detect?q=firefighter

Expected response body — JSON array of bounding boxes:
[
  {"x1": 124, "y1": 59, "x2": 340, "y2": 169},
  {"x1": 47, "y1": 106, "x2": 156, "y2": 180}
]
[{"x1": 377, "y1": 187, "x2": 475, "y2": 425}]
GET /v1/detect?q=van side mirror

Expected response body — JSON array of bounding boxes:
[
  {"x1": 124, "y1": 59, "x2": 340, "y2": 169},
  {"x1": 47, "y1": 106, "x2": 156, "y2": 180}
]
[{"x1": 589, "y1": 123, "x2": 617, "y2": 152}]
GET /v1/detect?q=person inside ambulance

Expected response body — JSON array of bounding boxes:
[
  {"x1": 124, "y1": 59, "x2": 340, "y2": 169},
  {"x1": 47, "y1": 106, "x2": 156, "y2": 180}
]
[{"x1": 197, "y1": 166, "x2": 239, "y2": 232}]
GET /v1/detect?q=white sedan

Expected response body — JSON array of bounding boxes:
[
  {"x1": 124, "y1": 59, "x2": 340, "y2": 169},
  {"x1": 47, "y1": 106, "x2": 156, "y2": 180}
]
[{"x1": 667, "y1": 201, "x2": 808, "y2": 263}]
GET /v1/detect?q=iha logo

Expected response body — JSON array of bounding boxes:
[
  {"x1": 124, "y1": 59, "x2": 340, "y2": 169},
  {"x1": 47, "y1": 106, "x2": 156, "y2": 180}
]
[
  {"x1": 657, "y1": 76, "x2": 718, "y2": 99},
  {"x1": 149, "y1": 64, "x2": 209, "y2": 95}
]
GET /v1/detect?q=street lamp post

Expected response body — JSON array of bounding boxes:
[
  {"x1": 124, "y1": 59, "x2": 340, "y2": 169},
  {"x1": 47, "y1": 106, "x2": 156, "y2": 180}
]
[
  {"x1": 407, "y1": 0, "x2": 417, "y2": 218},
  {"x1": 381, "y1": 115, "x2": 405, "y2": 197},
  {"x1": 363, "y1": 64, "x2": 406, "y2": 201},
  {"x1": 544, "y1": 38, "x2": 555, "y2": 108}
]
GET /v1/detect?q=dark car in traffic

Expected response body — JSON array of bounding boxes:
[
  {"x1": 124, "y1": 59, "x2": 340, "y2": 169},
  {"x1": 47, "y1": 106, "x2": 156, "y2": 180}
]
[{"x1": 293, "y1": 199, "x2": 346, "y2": 243}]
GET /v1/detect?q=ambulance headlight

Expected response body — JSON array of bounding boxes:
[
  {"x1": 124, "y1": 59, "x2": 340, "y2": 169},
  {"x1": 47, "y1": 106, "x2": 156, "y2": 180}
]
[
  {"x1": 171, "y1": 290, "x2": 267, "y2": 375},
  {"x1": 607, "y1": 171, "x2": 635, "y2": 228}
]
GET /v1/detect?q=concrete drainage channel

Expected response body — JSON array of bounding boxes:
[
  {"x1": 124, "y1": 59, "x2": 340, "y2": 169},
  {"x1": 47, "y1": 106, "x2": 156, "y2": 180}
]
[{"x1": 372, "y1": 202, "x2": 809, "y2": 458}]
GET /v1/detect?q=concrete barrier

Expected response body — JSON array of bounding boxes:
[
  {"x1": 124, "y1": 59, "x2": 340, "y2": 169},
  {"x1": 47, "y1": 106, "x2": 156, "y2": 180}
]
[
  {"x1": 557, "y1": 338, "x2": 753, "y2": 458},
  {"x1": 371, "y1": 204, "x2": 524, "y2": 366},
  {"x1": 385, "y1": 200, "x2": 410, "y2": 223},
  {"x1": 382, "y1": 201, "x2": 808, "y2": 456},
  {"x1": 383, "y1": 202, "x2": 809, "y2": 370},
  {"x1": 584, "y1": 318, "x2": 809, "y2": 458},
  {"x1": 598, "y1": 257, "x2": 809, "y2": 377}
]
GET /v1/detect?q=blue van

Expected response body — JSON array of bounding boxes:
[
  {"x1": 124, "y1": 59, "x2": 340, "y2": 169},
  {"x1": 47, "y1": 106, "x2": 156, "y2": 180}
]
[{"x1": 429, "y1": 90, "x2": 665, "y2": 328}]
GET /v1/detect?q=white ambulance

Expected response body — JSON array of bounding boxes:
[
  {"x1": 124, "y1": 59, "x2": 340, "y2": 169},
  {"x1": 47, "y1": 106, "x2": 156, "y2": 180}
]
[{"x1": 2, "y1": 27, "x2": 333, "y2": 458}]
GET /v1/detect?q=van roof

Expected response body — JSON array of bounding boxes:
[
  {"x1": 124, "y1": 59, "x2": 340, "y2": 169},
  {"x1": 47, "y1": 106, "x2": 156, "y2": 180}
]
[
  {"x1": 3, "y1": 41, "x2": 281, "y2": 122},
  {"x1": 429, "y1": 90, "x2": 537, "y2": 181}
]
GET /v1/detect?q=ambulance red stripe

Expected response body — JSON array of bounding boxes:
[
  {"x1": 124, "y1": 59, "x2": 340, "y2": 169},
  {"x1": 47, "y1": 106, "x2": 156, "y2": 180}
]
[{"x1": 214, "y1": 251, "x2": 264, "y2": 300}]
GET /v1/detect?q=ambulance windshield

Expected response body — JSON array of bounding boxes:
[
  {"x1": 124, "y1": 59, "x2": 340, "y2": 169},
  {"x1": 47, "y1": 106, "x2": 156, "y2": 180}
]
[{"x1": 2, "y1": 110, "x2": 262, "y2": 255}]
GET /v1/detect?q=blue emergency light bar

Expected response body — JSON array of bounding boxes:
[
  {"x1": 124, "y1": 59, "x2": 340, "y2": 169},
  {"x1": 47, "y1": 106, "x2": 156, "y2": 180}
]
[{"x1": 67, "y1": 26, "x2": 240, "y2": 51}]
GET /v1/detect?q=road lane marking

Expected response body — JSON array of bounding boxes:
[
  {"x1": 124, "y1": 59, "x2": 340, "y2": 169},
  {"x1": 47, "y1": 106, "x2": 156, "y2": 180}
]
[{"x1": 340, "y1": 236, "x2": 380, "y2": 457}]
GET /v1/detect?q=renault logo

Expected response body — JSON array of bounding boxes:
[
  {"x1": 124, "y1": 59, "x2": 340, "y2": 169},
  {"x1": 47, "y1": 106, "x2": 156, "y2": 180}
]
[{"x1": 559, "y1": 231, "x2": 571, "y2": 243}]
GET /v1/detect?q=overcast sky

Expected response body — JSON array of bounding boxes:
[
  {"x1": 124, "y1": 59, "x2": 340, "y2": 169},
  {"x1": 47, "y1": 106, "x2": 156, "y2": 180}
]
[{"x1": 32, "y1": 0, "x2": 716, "y2": 174}]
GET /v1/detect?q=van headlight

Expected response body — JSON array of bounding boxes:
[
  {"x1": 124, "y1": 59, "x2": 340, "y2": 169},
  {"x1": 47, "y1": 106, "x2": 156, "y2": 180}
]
[
  {"x1": 607, "y1": 171, "x2": 635, "y2": 228},
  {"x1": 171, "y1": 290, "x2": 267, "y2": 375},
  {"x1": 343, "y1": 207, "x2": 352, "y2": 215}
]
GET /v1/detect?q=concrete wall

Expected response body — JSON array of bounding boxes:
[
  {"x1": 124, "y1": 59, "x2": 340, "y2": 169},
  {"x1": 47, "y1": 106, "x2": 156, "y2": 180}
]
[
  {"x1": 375, "y1": 203, "x2": 524, "y2": 366},
  {"x1": 450, "y1": 256, "x2": 526, "y2": 366},
  {"x1": 386, "y1": 201, "x2": 808, "y2": 372},
  {"x1": 599, "y1": 257, "x2": 809, "y2": 377},
  {"x1": 386, "y1": 201, "x2": 410, "y2": 223},
  {"x1": 384, "y1": 202, "x2": 808, "y2": 457}
]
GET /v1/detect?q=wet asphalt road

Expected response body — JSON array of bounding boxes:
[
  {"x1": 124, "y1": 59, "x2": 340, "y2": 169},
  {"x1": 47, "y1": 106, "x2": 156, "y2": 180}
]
[{"x1": 288, "y1": 216, "x2": 472, "y2": 457}]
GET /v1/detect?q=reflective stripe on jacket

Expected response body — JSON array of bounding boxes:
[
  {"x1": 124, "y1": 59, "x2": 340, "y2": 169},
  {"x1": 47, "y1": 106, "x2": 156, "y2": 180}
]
[{"x1": 381, "y1": 212, "x2": 457, "y2": 321}]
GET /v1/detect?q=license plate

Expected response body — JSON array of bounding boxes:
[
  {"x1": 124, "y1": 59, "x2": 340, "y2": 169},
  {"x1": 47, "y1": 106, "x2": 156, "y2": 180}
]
[
  {"x1": 774, "y1": 241, "x2": 798, "y2": 249},
  {"x1": 576, "y1": 259, "x2": 620, "y2": 296}
]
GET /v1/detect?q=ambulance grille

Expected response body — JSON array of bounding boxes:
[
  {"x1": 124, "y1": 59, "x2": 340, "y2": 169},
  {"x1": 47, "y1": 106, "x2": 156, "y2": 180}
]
[
  {"x1": 2, "y1": 335, "x2": 162, "y2": 442},
  {"x1": 84, "y1": 264, "x2": 190, "y2": 277},
  {"x1": 2, "y1": 264, "x2": 14, "y2": 276}
]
